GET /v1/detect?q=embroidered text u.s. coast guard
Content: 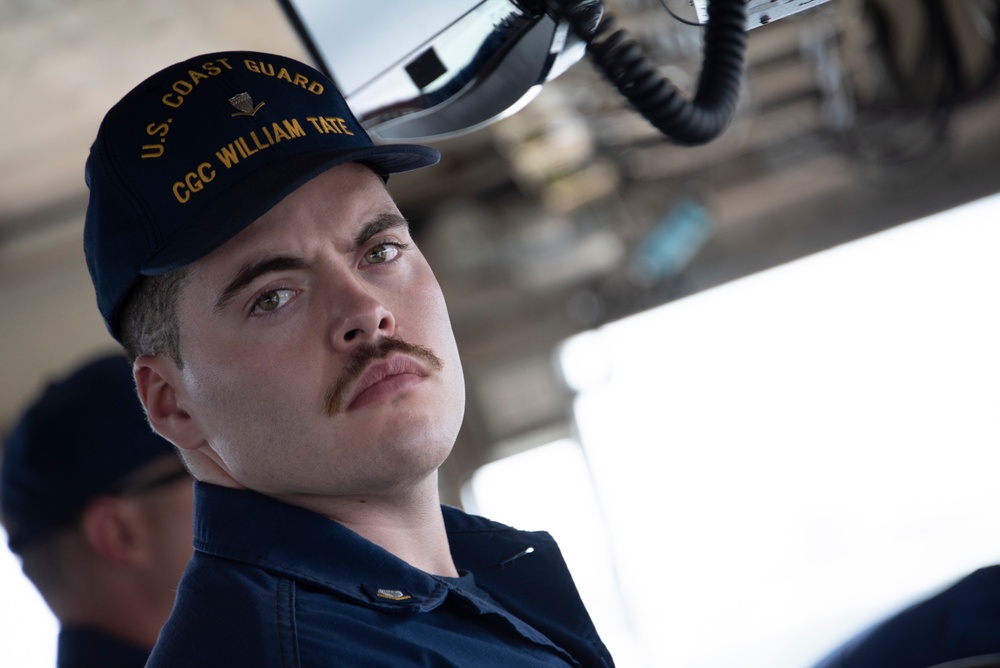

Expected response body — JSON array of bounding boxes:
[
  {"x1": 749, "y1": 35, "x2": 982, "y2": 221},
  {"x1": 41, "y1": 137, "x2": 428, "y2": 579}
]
[{"x1": 134, "y1": 57, "x2": 357, "y2": 204}]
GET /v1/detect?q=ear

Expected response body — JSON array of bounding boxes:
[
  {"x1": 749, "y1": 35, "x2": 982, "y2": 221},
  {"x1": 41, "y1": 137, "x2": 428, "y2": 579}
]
[
  {"x1": 134, "y1": 355, "x2": 203, "y2": 452},
  {"x1": 80, "y1": 497, "x2": 150, "y2": 568}
]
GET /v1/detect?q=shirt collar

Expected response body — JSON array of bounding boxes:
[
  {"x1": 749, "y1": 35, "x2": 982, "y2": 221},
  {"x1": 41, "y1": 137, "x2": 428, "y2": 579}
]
[
  {"x1": 191, "y1": 482, "x2": 537, "y2": 612},
  {"x1": 193, "y1": 482, "x2": 451, "y2": 611},
  {"x1": 190, "y1": 483, "x2": 584, "y2": 659}
]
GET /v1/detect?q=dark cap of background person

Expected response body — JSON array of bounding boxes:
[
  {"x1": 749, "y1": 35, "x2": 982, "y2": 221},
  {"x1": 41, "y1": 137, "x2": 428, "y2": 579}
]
[
  {"x1": 83, "y1": 50, "x2": 441, "y2": 342},
  {"x1": 1, "y1": 354, "x2": 179, "y2": 552}
]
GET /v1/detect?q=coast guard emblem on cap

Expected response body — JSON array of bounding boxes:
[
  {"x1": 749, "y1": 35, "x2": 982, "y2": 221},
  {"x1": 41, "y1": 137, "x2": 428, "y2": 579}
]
[{"x1": 229, "y1": 92, "x2": 265, "y2": 117}]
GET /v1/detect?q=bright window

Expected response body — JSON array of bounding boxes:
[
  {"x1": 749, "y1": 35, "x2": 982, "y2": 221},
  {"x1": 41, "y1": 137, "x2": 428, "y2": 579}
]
[
  {"x1": 467, "y1": 192, "x2": 1000, "y2": 667},
  {"x1": 0, "y1": 527, "x2": 57, "y2": 667}
]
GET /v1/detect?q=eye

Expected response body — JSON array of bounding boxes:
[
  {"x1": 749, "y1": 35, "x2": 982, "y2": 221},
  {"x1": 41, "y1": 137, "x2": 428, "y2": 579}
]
[
  {"x1": 251, "y1": 288, "x2": 294, "y2": 315},
  {"x1": 364, "y1": 242, "x2": 404, "y2": 265}
]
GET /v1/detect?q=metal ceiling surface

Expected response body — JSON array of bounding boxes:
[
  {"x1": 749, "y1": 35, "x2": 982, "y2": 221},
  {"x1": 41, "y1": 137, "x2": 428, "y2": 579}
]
[{"x1": 0, "y1": 0, "x2": 311, "y2": 427}]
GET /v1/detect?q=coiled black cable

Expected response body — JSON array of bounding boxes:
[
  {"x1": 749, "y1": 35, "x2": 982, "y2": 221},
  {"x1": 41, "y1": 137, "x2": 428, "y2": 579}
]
[{"x1": 551, "y1": 0, "x2": 748, "y2": 145}]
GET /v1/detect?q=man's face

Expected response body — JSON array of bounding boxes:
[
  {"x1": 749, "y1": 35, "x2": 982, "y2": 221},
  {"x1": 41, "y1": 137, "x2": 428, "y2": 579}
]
[{"x1": 166, "y1": 163, "x2": 465, "y2": 502}]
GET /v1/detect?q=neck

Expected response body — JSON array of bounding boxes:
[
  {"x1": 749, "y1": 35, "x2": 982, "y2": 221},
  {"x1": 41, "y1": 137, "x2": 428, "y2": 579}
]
[{"x1": 281, "y1": 475, "x2": 459, "y2": 577}]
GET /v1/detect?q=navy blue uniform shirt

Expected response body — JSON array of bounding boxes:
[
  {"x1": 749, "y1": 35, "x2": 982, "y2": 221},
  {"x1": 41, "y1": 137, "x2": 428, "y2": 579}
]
[
  {"x1": 57, "y1": 627, "x2": 149, "y2": 668},
  {"x1": 813, "y1": 566, "x2": 1000, "y2": 668},
  {"x1": 148, "y1": 483, "x2": 614, "y2": 667}
]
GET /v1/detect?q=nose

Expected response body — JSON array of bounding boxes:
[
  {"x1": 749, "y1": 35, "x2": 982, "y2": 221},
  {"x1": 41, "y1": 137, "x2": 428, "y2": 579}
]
[{"x1": 328, "y1": 278, "x2": 396, "y2": 351}]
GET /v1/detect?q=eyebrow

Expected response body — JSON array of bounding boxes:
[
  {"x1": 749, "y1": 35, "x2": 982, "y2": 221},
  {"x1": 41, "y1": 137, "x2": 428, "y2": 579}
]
[
  {"x1": 352, "y1": 213, "x2": 409, "y2": 251},
  {"x1": 214, "y1": 256, "x2": 309, "y2": 313}
]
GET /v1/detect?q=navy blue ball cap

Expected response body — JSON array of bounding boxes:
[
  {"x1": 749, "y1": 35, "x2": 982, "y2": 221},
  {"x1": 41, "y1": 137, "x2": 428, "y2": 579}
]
[
  {"x1": 1, "y1": 354, "x2": 177, "y2": 552},
  {"x1": 84, "y1": 50, "x2": 441, "y2": 341}
]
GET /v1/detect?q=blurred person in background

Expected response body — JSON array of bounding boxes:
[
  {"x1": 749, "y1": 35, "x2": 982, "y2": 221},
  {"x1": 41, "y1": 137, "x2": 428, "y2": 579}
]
[
  {"x1": 812, "y1": 566, "x2": 1000, "y2": 668},
  {"x1": 1, "y1": 353, "x2": 193, "y2": 668}
]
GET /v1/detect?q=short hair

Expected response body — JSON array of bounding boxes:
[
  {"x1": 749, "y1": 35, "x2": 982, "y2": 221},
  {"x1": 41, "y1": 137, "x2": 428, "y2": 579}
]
[{"x1": 118, "y1": 268, "x2": 190, "y2": 367}]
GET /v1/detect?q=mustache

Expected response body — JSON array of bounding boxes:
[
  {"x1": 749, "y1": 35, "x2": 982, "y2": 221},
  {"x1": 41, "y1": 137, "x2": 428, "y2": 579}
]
[{"x1": 324, "y1": 337, "x2": 443, "y2": 415}]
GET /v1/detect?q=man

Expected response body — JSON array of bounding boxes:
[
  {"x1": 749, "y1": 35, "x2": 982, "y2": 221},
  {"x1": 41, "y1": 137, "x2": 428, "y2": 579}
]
[
  {"x1": 812, "y1": 566, "x2": 1000, "y2": 668},
  {"x1": 1, "y1": 354, "x2": 193, "y2": 668},
  {"x1": 83, "y1": 50, "x2": 613, "y2": 666}
]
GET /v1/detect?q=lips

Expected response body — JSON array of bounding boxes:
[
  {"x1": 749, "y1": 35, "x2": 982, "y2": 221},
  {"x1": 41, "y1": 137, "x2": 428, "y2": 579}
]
[{"x1": 344, "y1": 354, "x2": 429, "y2": 411}]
